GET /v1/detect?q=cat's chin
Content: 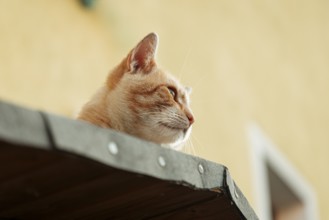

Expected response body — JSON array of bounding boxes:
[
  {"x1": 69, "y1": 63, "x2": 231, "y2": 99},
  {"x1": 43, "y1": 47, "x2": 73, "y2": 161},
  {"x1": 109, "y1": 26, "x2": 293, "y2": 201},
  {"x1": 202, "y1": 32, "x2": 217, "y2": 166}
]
[
  {"x1": 159, "y1": 127, "x2": 192, "y2": 151},
  {"x1": 162, "y1": 141, "x2": 184, "y2": 151}
]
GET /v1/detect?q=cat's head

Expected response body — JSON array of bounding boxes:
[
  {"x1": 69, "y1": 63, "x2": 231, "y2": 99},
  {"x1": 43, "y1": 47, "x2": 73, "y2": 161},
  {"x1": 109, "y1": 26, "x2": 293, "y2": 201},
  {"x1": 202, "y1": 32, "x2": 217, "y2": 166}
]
[{"x1": 82, "y1": 33, "x2": 194, "y2": 150}]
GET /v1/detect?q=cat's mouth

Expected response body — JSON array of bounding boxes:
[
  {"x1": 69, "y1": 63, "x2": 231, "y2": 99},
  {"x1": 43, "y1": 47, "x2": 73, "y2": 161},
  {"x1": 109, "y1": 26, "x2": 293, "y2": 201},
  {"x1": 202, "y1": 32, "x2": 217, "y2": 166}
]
[{"x1": 159, "y1": 122, "x2": 188, "y2": 131}]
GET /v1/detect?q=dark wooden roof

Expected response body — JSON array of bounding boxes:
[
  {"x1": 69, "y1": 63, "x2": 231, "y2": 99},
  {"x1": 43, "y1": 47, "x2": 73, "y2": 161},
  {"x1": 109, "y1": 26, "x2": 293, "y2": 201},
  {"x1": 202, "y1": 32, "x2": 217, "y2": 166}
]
[{"x1": 0, "y1": 100, "x2": 258, "y2": 220}]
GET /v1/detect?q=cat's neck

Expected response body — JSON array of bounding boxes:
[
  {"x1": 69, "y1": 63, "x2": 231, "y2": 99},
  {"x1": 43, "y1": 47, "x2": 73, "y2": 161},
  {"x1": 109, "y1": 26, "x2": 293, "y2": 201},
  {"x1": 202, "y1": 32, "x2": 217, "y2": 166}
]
[{"x1": 78, "y1": 87, "x2": 114, "y2": 129}]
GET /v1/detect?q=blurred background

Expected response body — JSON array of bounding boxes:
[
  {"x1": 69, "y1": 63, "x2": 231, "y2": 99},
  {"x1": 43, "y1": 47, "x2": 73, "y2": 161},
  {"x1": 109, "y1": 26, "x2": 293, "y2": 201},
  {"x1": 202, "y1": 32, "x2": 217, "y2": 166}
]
[{"x1": 0, "y1": 1, "x2": 328, "y2": 219}]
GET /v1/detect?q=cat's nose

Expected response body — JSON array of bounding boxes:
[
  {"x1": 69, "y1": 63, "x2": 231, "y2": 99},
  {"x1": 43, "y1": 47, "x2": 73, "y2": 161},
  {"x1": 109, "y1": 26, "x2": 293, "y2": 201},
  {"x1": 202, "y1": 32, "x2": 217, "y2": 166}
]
[{"x1": 186, "y1": 111, "x2": 194, "y2": 126}]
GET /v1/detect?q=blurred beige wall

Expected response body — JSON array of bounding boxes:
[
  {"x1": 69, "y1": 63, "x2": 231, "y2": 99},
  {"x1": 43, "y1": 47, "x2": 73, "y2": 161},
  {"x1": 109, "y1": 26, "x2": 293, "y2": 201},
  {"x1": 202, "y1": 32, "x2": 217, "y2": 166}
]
[{"x1": 1, "y1": 0, "x2": 328, "y2": 219}]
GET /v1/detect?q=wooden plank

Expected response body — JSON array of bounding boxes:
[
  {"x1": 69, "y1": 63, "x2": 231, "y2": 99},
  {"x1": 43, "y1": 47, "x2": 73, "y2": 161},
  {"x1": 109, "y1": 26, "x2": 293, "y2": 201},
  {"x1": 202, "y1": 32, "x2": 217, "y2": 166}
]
[
  {"x1": 0, "y1": 144, "x2": 225, "y2": 220},
  {"x1": 155, "y1": 197, "x2": 243, "y2": 219},
  {"x1": 0, "y1": 142, "x2": 58, "y2": 182},
  {"x1": 0, "y1": 144, "x2": 111, "y2": 211}
]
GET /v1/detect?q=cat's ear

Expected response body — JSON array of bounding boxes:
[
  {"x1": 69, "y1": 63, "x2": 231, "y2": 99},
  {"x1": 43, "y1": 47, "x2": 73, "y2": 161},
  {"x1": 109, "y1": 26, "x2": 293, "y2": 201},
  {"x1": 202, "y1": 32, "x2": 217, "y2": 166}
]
[{"x1": 127, "y1": 33, "x2": 158, "y2": 73}]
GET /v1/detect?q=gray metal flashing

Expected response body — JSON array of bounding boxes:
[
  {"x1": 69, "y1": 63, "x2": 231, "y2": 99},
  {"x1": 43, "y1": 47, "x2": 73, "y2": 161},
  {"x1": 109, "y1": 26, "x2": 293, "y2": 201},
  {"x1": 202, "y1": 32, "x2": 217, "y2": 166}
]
[
  {"x1": 45, "y1": 112, "x2": 226, "y2": 189},
  {"x1": 0, "y1": 101, "x2": 49, "y2": 149},
  {"x1": 225, "y1": 169, "x2": 259, "y2": 220}
]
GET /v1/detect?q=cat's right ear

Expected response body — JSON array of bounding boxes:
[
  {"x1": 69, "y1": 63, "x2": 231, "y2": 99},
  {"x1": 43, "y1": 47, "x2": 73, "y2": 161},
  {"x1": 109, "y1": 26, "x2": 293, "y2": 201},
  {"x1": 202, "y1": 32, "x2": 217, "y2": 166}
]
[{"x1": 127, "y1": 33, "x2": 158, "y2": 73}]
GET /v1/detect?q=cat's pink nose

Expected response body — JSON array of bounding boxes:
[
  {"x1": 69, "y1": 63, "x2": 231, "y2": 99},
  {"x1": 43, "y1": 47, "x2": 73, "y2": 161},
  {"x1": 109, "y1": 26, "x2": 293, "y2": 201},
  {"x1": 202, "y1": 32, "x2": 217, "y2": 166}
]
[{"x1": 186, "y1": 112, "x2": 194, "y2": 126}]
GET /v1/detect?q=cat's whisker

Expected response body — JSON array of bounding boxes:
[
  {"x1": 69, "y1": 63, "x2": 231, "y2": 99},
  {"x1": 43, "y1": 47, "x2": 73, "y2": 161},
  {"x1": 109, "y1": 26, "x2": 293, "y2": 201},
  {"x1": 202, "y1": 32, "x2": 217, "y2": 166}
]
[
  {"x1": 137, "y1": 112, "x2": 161, "y2": 116},
  {"x1": 154, "y1": 106, "x2": 187, "y2": 118},
  {"x1": 139, "y1": 110, "x2": 187, "y2": 122},
  {"x1": 189, "y1": 74, "x2": 208, "y2": 92},
  {"x1": 188, "y1": 138, "x2": 197, "y2": 156},
  {"x1": 191, "y1": 135, "x2": 203, "y2": 156},
  {"x1": 177, "y1": 46, "x2": 193, "y2": 81},
  {"x1": 184, "y1": 139, "x2": 192, "y2": 155},
  {"x1": 182, "y1": 141, "x2": 189, "y2": 154},
  {"x1": 184, "y1": 139, "x2": 195, "y2": 156}
]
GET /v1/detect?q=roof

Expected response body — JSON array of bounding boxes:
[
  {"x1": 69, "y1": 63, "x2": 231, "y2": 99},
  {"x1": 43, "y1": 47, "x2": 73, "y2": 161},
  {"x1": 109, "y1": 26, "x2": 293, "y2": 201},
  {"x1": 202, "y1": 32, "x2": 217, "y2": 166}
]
[{"x1": 0, "y1": 100, "x2": 258, "y2": 219}]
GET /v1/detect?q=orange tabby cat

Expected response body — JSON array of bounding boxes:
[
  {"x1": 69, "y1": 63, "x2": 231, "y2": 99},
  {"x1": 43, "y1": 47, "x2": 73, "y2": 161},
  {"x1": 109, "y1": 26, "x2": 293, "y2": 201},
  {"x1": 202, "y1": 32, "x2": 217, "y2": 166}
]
[{"x1": 78, "y1": 33, "x2": 194, "y2": 150}]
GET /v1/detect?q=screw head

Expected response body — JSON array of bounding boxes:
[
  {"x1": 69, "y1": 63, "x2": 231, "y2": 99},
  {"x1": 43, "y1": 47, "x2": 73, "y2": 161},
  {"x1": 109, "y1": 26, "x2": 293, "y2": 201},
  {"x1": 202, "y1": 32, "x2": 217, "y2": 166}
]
[
  {"x1": 108, "y1": 142, "x2": 118, "y2": 155},
  {"x1": 198, "y1": 164, "x2": 204, "y2": 174},
  {"x1": 158, "y1": 156, "x2": 166, "y2": 167},
  {"x1": 234, "y1": 189, "x2": 239, "y2": 198}
]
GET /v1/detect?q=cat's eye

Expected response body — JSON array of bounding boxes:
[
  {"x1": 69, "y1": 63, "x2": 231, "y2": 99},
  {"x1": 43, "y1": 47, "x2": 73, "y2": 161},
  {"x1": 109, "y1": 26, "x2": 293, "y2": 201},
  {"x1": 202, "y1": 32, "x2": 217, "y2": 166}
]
[{"x1": 167, "y1": 87, "x2": 176, "y2": 98}]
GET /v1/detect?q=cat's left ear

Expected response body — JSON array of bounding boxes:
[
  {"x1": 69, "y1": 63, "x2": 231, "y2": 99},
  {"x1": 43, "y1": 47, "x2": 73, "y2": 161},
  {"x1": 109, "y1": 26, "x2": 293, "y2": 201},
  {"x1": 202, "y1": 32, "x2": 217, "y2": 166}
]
[{"x1": 128, "y1": 33, "x2": 158, "y2": 73}]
